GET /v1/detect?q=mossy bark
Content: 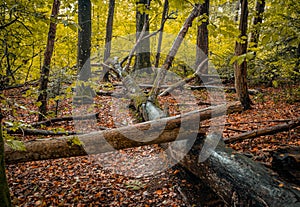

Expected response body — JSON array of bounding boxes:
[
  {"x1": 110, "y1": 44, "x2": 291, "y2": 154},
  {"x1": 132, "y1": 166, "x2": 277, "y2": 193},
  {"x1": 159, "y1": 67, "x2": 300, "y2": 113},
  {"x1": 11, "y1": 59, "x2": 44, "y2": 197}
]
[{"x1": 0, "y1": 112, "x2": 12, "y2": 207}]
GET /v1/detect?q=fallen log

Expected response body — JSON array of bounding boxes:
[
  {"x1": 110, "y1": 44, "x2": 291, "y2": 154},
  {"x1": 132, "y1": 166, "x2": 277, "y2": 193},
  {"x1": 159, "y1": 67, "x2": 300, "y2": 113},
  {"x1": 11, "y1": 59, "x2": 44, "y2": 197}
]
[
  {"x1": 224, "y1": 117, "x2": 300, "y2": 144},
  {"x1": 5, "y1": 128, "x2": 78, "y2": 136},
  {"x1": 4, "y1": 102, "x2": 242, "y2": 164},
  {"x1": 30, "y1": 112, "x2": 100, "y2": 127},
  {"x1": 171, "y1": 133, "x2": 300, "y2": 206},
  {"x1": 138, "y1": 84, "x2": 260, "y2": 95},
  {"x1": 190, "y1": 85, "x2": 260, "y2": 95}
]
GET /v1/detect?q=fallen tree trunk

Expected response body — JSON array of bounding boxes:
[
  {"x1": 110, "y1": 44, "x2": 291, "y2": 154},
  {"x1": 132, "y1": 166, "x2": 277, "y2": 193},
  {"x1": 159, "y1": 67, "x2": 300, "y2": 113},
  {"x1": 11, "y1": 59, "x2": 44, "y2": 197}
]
[
  {"x1": 5, "y1": 128, "x2": 78, "y2": 136},
  {"x1": 224, "y1": 117, "x2": 300, "y2": 144},
  {"x1": 138, "y1": 84, "x2": 260, "y2": 95},
  {"x1": 4, "y1": 102, "x2": 242, "y2": 164},
  {"x1": 30, "y1": 112, "x2": 100, "y2": 127},
  {"x1": 171, "y1": 133, "x2": 300, "y2": 206},
  {"x1": 190, "y1": 85, "x2": 260, "y2": 95}
]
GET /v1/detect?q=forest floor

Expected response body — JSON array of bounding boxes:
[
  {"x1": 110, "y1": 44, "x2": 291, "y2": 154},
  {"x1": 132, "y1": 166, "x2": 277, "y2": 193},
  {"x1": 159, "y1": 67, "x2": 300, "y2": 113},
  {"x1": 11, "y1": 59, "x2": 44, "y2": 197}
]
[{"x1": 4, "y1": 83, "x2": 300, "y2": 206}]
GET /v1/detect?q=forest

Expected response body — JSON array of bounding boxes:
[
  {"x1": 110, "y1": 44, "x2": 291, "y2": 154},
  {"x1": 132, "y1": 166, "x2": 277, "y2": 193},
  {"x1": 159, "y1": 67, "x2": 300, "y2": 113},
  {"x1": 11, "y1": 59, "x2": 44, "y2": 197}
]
[{"x1": 0, "y1": 0, "x2": 299, "y2": 206}]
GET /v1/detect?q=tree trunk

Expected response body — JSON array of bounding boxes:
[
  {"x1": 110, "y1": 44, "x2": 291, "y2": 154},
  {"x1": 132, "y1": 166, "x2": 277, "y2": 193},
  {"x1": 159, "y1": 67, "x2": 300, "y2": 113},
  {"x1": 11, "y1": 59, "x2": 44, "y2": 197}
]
[
  {"x1": 4, "y1": 102, "x2": 242, "y2": 164},
  {"x1": 135, "y1": 0, "x2": 151, "y2": 72},
  {"x1": 149, "y1": 4, "x2": 202, "y2": 101},
  {"x1": 0, "y1": 112, "x2": 12, "y2": 207},
  {"x1": 234, "y1": 0, "x2": 251, "y2": 110},
  {"x1": 102, "y1": 0, "x2": 115, "y2": 82},
  {"x1": 37, "y1": 0, "x2": 60, "y2": 121},
  {"x1": 154, "y1": 0, "x2": 169, "y2": 68},
  {"x1": 250, "y1": 0, "x2": 265, "y2": 57},
  {"x1": 195, "y1": 0, "x2": 209, "y2": 82},
  {"x1": 175, "y1": 134, "x2": 300, "y2": 206},
  {"x1": 77, "y1": 0, "x2": 91, "y2": 82},
  {"x1": 234, "y1": 0, "x2": 240, "y2": 22}
]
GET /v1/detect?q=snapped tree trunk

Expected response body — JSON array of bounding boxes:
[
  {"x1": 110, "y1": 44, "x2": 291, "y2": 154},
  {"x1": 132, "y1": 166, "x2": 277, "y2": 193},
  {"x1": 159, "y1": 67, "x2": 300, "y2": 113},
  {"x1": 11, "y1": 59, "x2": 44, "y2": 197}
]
[
  {"x1": 149, "y1": 4, "x2": 202, "y2": 101},
  {"x1": 234, "y1": 0, "x2": 251, "y2": 110},
  {"x1": 171, "y1": 134, "x2": 300, "y2": 206},
  {"x1": 102, "y1": 0, "x2": 115, "y2": 82},
  {"x1": 0, "y1": 112, "x2": 12, "y2": 207},
  {"x1": 37, "y1": 0, "x2": 60, "y2": 121},
  {"x1": 4, "y1": 102, "x2": 242, "y2": 164}
]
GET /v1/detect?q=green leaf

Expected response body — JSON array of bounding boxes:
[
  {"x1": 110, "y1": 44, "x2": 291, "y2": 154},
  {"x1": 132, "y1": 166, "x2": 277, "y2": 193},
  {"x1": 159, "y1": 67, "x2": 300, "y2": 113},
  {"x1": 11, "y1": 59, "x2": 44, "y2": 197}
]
[
  {"x1": 237, "y1": 54, "x2": 246, "y2": 65},
  {"x1": 36, "y1": 101, "x2": 42, "y2": 107},
  {"x1": 68, "y1": 136, "x2": 83, "y2": 146},
  {"x1": 229, "y1": 56, "x2": 239, "y2": 65},
  {"x1": 125, "y1": 180, "x2": 145, "y2": 191},
  {"x1": 6, "y1": 139, "x2": 26, "y2": 151},
  {"x1": 261, "y1": 35, "x2": 270, "y2": 45},
  {"x1": 272, "y1": 80, "x2": 279, "y2": 88}
]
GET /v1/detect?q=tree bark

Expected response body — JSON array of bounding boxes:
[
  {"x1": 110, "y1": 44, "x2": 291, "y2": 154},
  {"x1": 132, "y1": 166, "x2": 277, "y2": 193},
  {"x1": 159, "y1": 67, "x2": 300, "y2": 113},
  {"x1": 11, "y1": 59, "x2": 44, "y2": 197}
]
[
  {"x1": 176, "y1": 134, "x2": 300, "y2": 206},
  {"x1": 154, "y1": 0, "x2": 169, "y2": 68},
  {"x1": 135, "y1": 0, "x2": 151, "y2": 72},
  {"x1": 4, "y1": 102, "x2": 242, "y2": 164},
  {"x1": 149, "y1": 4, "x2": 202, "y2": 101},
  {"x1": 195, "y1": 0, "x2": 209, "y2": 81},
  {"x1": 37, "y1": 0, "x2": 60, "y2": 121},
  {"x1": 224, "y1": 117, "x2": 300, "y2": 144},
  {"x1": 77, "y1": 0, "x2": 91, "y2": 81},
  {"x1": 250, "y1": 0, "x2": 265, "y2": 57},
  {"x1": 0, "y1": 112, "x2": 12, "y2": 207},
  {"x1": 30, "y1": 112, "x2": 100, "y2": 127},
  {"x1": 234, "y1": 0, "x2": 251, "y2": 110},
  {"x1": 102, "y1": 0, "x2": 115, "y2": 82},
  {"x1": 5, "y1": 128, "x2": 78, "y2": 136}
]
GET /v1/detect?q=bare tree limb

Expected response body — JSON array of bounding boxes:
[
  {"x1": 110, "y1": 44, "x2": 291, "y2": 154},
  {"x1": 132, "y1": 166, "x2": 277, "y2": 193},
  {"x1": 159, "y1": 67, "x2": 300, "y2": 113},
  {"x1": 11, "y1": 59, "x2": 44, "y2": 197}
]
[
  {"x1": 224, "y1": 117, "x2": 300, "y2": 144},
  {"x1": 149, "y1": 4, "x2": 202, "y2": 101}
]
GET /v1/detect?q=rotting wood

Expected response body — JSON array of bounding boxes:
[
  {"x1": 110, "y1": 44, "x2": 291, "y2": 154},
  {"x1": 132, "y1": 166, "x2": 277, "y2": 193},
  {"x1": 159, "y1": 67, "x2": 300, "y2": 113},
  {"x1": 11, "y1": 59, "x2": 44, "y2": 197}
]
[{"x1": 172, "y1": 133, "x2": 300, "y2": 206}]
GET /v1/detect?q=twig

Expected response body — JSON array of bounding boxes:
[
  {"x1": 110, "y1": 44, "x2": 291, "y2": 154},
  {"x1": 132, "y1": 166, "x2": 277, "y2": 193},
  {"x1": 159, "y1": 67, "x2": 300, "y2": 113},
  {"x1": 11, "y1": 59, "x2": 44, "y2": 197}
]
[{"x1": 226, "y1": 127, "x2": 247, "y2": 133}]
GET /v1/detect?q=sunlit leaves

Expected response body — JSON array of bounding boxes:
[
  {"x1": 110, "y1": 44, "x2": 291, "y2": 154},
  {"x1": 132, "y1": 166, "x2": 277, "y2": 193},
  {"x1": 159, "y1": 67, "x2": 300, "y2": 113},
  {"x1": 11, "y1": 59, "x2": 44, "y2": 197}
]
[
  {"x1": 6, "y1": 139, "x2": 26, "y2": 151},
  {"x1": 230, "y1": 52, "x2": 255, "y2": 65}
]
